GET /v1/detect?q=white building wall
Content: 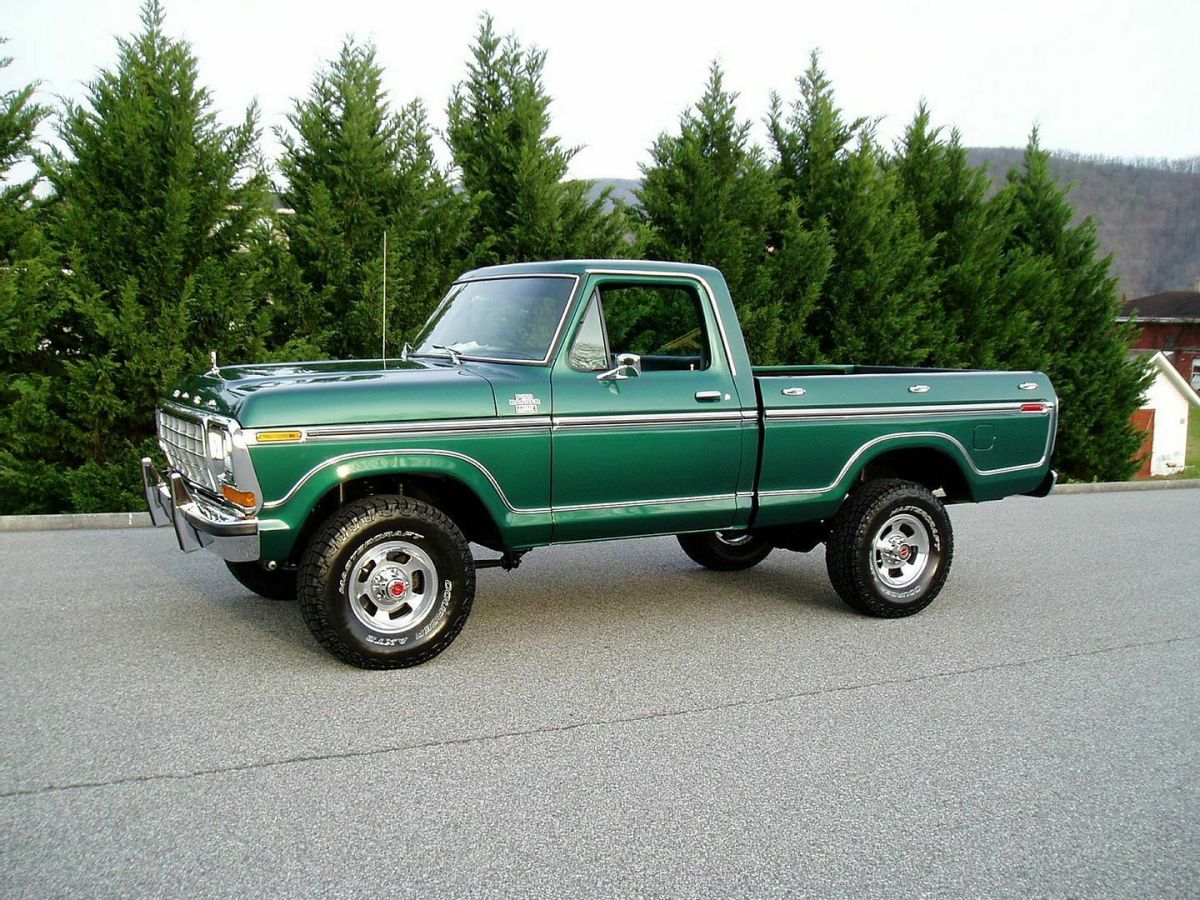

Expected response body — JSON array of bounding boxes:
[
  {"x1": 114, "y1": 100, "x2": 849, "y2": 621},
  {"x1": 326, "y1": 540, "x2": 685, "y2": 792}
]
[{"x1": 1141, "y1": 372, "x2": 1191, "y2": 475}]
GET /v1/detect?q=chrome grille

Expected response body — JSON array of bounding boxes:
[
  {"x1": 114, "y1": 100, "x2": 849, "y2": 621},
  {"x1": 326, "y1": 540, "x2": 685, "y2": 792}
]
[{"x1": 158, "y1": 411, "x2": 215, "y2": 491}]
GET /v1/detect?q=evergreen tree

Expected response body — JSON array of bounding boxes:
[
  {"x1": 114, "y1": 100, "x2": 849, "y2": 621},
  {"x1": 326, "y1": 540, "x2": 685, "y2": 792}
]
[
  {"x1": 889, "y1": 105, "x2": 1049, "y2": 368},
  {"x1": 0, "y1": 39, "x2": 47, "y2": 259},
  {"x1": 4, "y1": 1, "x2": 273, "y2": 512},
  {"x1": 1004, "y1": 133, "x2": 1149, "y2": 481},
  {"x1": 278, "y1": 39, "x2": 470, "y2": 359},
  {"x1": 637, "y1": 62, "x2": 831, "y2": 363},
  {"x1": 769, "y1": 53, "x2": 935, "y2": 366},
  {"x1": 0, "y1": 42, "x2": 67, "y2": 513},
  {"x1": 446, "y1": 14, "x2": 626, "y2": 263}
]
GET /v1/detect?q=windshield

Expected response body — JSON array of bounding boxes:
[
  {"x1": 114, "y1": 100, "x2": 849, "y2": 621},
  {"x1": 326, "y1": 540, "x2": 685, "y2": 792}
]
[{"x1": 412, "y1": 276, "x2": 577, "y2": 363}]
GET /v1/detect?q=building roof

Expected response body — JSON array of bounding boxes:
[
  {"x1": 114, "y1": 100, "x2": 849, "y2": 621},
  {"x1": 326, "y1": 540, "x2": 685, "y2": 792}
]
[
  {"x1": 1119, "y1": 291, "x2": 1200, "y2": 322},
  {"x1": 1129, "y1": 350, "x2": 1200, "y2": 407}
]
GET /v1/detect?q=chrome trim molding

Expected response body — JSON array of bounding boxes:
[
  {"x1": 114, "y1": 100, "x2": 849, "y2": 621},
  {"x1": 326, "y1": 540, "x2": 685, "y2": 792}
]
[
  {"x1": 261, "y1": 448, "x2": 552, "y2": 514},
  {"x1": 553, "y1": 411, "x2": 743, "y2": 429},
  {"x1": 262, "y1": 448, "x2": 743, "y2": 518},
  {"x1": 257, "y1": 412, "x2": 757, "y2": 443},
  {"x1": 759, "y1": 423, "x2": 1056, "y2": 499},
  {"x1": 757, "y1": 370, "x2": 1047, "y2": 380},
  {"x1": 554, "y1": 493, "x2": 736, "y2": 513},
  {"x1": 294, "y1": 417, "x2": 553, "y2": 442},
  {"x1": 585, "y1": 268, "x2": 739, "y2": 378},
  {"x1": 764, "y1": 401, "x2": 1048, "y2": 420}
]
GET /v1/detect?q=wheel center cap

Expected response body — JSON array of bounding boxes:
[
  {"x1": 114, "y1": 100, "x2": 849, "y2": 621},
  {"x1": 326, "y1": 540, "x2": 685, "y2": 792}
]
[
  {"x1": 898, "y1": 545, "x2": 911, "y2": 560},
  {"x1": 371, "y1": 565, "x2": 411, "y2": 607}
]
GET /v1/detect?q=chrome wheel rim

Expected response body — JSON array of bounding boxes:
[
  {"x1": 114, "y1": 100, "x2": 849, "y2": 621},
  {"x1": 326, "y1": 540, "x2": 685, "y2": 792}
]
[
  {"x1": 347, "y1": 540, "x2": 439, "y2": 633},
  {"x1": 871, "y1": 513, "x2": 934, "y2": 596},
  {"x1": 714, "y1": 531, "x2": 754, "y2": 547}
]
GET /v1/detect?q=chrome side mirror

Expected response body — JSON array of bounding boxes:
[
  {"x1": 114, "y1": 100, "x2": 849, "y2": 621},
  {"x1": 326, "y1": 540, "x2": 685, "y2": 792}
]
[{"x1": 597, "y1": 352, "x2": 642, "y2": 382}]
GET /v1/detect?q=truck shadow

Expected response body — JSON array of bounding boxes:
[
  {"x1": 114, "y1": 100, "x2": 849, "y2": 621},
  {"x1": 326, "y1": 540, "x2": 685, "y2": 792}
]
[{"x1": 202, "y1": 549, "x2": 852, "y2": 664}]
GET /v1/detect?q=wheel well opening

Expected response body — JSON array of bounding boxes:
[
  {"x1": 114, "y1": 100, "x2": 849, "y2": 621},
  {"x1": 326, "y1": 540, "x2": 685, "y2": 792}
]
[
  {"x1": 289, "y1": 473, "x2": 505, "y2": 564},
  {"x1": 859, "y1": 447, "x2": 973, "y2": 503}
]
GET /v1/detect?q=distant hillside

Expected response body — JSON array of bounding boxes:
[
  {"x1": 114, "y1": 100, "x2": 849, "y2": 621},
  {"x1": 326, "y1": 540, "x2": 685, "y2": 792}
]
[
  {"x1": 587, "y1": 151, "x2": 1200, "y2": 299},
  {"x1": 585, "y1": 177, "x2": 640, "y2": 209},
  {"x1": 967, "y1": 149, "x2": 1200, "y2": 299}
]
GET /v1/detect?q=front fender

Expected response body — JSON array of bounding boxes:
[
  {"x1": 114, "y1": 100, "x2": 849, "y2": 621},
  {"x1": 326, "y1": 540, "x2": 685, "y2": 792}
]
[{"x1": 256, "y1": 448, "x2": 552, "y2": 560}]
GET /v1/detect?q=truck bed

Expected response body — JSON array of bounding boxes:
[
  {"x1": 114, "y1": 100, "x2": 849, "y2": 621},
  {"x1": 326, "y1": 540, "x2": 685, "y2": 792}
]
[{"x1": 751, "y1": 367, "x2": 1057, "y2": 526}]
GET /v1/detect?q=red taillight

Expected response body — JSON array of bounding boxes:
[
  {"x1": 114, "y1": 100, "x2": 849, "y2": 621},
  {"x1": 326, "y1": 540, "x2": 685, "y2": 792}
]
[{"x1": 1021, "y1": 403, "x2": 1047, "y2": 413}]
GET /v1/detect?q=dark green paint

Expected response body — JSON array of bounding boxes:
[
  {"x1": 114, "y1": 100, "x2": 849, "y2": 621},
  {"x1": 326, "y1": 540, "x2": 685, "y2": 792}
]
[{"x1": 159, "y1": 261, "x2": 1056, "y2": 562}]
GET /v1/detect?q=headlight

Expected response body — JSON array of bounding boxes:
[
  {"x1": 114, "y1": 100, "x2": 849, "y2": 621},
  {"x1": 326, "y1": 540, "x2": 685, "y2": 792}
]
[
  {"x1": 206, "y1": 424, "x2": 234, "y2": 483},
  {"x1": 207, "y1": 427, "x2": 232, "y2": 462}
]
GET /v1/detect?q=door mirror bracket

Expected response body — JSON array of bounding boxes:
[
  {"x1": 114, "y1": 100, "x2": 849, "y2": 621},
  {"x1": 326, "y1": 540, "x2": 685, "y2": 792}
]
[{"x1": 597, "y1": 353, "x2": 642, "y2": 382}]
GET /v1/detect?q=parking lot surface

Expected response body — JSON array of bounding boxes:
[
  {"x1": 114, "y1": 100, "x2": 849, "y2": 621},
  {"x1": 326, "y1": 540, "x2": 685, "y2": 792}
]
[{"x1": 1, "y1": 491, "x2": 1197, "y2": 897}]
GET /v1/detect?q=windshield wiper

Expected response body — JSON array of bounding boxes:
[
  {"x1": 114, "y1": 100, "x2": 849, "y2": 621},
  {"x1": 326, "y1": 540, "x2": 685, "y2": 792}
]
[{"x1": 430, "y1": 344, "x2": 462, "y2": 365}]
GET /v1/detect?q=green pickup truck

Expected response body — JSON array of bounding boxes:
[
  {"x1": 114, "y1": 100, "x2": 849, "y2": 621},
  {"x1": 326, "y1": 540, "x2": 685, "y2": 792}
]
[{"x1": 144, "y1": 260, "x2": 1057, "y2": 668}]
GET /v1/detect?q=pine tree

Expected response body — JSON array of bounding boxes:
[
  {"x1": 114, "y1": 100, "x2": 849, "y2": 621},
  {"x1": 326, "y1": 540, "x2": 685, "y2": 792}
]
[
  {"x1": 1004, "y1": 133, "x2": 1150, "y2": 481},
  {"x1": 278, "y1": 39, "x2": 470, "y2": 359},
  {"x1": 8, "y1": 1, "x2": 273, "y2": 512},
  {"x1": 637, "y1": 63, "x2": 831, "y2": 363},
  {"x1": 769, "y1": 53, "x2": 935, "y2": 366},
  {"x1": 0, "y1": 42, "x2": 68, "y2": 513},
  {"x1": 446, "y1": 15, "x2": 626, "y2": 263},
  {"x1": 888, "y1": 105, "x2": 1046, "y2": 368},
  {"x1": 0, "y1": 39, "x2": 47, "y2": 260}
]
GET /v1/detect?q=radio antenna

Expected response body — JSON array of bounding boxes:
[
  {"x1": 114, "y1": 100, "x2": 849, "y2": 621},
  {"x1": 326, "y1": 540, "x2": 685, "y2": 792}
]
[{"x1": 381, "y1": 230, "x2": 387, "y2": 369}]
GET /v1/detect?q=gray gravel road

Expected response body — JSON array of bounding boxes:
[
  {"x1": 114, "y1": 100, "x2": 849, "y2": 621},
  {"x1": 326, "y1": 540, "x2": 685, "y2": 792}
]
[{"x1": 1, "y1": 491, "x2": 1197, "y2": 897}]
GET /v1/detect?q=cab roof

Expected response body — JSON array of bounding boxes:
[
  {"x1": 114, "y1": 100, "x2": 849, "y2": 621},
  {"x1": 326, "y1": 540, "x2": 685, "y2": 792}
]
[{"x1": 457, "y1": 259, "x2": 723, "y2": 281}]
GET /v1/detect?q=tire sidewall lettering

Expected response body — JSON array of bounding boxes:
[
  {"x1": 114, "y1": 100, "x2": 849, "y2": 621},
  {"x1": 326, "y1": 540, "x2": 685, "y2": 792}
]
[
  {"x1": 863, "y1": 498, "x2": 943, "y2": 603},
  {"x1": 330, "y1": 524, "x2": 458, "y2": 655}
]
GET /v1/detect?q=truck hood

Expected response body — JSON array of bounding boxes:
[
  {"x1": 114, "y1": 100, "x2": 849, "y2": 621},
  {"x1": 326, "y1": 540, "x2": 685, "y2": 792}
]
[{"x1": 166, "y1": 359, "x2": 497, "y2": 427}]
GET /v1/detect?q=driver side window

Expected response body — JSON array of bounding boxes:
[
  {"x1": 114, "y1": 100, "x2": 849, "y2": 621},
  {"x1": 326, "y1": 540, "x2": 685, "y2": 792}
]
[{"x1": 567, "y1": 282, "x2": 711, "y2": 373}]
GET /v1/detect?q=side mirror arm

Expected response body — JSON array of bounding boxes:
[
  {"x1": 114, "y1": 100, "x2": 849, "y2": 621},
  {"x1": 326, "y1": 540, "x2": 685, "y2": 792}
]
[{"x1": 597, "y1": 353, "x2": 642, "y2": 382}]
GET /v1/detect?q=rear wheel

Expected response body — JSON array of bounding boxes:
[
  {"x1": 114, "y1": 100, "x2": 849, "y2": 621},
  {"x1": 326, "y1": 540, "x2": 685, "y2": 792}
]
[
  {"x1": 825, "y1": 478, "x2": 953, "y2": 617},
  {"x1": 677, "y1": 530, "x2": 773, "y2": 571},
  {"x1": 225, "y1": 561, "x2": 297, "y2": 601},
  {"x1": 298, "y1": 495, "x2": 475, "y2": 669}
]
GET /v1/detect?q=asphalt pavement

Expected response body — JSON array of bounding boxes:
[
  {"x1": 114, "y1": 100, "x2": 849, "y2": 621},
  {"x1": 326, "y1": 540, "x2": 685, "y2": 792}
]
[{"x1": 1, "y1": 490, "x2": 1197, "y2": 897}]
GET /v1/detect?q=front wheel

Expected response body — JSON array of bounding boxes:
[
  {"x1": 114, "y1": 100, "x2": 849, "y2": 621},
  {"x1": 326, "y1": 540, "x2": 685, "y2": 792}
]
[
  {"x1": 677, "y1": 530, "x2": 773, "y2": 571},
  {"x1": 298, "y1": 495, "x2": 475, "y2": 668},
  {"x1": 825, "y1": 479, "x2": 953, "y2": 617}
]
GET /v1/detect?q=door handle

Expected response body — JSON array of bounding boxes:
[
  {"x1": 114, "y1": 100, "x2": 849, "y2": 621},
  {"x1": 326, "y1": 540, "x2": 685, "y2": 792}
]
[
  {"x1": 908, "y1": 384, "x2": 930, "y2": 394},
  {"x1": 694, "y1": 390, "x2": 722, "y2": 402}
]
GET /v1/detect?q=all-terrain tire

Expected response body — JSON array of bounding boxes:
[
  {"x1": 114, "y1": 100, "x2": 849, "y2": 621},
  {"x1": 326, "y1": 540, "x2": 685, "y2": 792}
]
[
  {"x1": 677, "y1": 531, "x2": 773, "y2": 571},
  {"x1": 825, "y1": 478, "x2": 953, "y2": 617},
  {"x1": 297, "y1": 495, "x2": 475, "y2": 669},
  {"x1": 225, "y1": 561, "x2": 297, "y2": 601}
]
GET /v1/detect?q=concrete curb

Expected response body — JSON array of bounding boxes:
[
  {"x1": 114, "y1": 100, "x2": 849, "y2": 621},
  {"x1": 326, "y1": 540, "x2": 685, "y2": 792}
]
[
  {"x1": 1053, "y1": 478, "x2": 1200, "y2": 494},
  {"x1": 0, "y1": 478, "x2": 1197, "y2": 532},
  {"x1": 0, "y1": 512, "x2": 153, "y2": 532}
]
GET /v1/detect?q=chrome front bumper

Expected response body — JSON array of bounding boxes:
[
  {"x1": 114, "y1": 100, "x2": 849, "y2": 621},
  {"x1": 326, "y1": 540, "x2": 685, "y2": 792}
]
[{"x1": 142, "y1": 458, "x2": 260, "y2": 562}]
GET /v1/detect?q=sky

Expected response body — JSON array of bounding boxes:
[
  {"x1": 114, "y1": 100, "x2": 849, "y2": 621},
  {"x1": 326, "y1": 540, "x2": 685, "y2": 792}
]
[{"x1": 4, "y1": 0, "x2": 1199, "y2": 182}]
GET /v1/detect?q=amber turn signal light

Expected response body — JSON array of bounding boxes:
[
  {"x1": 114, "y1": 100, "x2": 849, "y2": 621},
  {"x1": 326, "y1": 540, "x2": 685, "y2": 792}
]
[
  {"x1": 221, "y1": 484, "x2": 258, "y2": 507},
  {"x1": 255, "y1": 430, "x2": 302, "y2": 443}
]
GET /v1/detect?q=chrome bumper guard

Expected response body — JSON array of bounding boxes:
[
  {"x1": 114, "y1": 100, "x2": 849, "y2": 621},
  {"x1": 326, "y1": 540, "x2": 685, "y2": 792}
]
[{"x1": 142, "y1": 457, "x2": 260, "y2": 562}]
